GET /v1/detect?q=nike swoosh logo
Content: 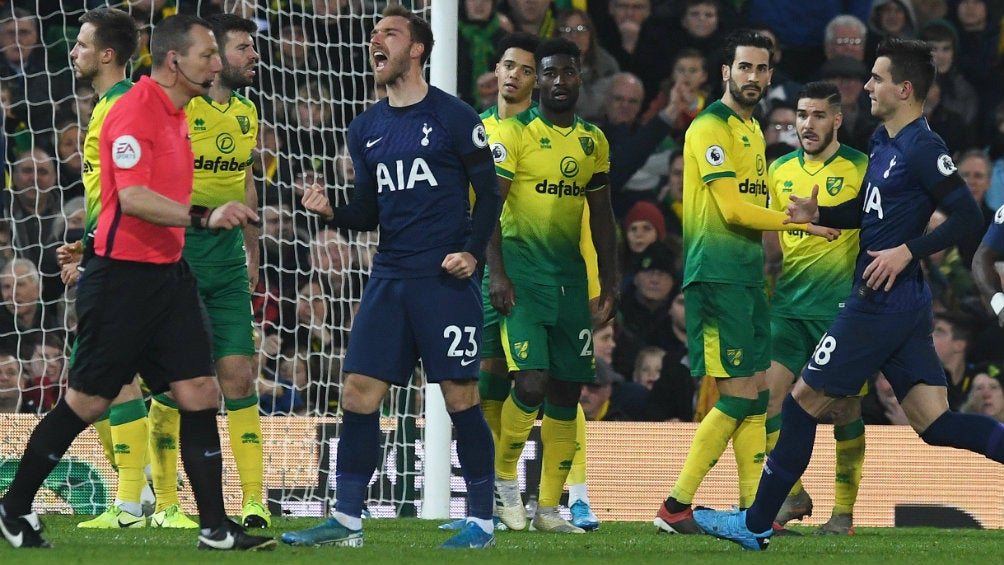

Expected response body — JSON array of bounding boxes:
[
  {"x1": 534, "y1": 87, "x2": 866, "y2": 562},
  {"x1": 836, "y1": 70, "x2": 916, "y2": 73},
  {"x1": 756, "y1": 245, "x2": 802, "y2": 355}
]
[
  {"x1": 460, "y1": 359, "x2": 476, "y2": 367},
  {"x1": 805, "y1": 365, "x2": 822, "y2": 371},
  {"x1": 203, "y1": 449, "x2": 223, "y2": 458},
  {"x1": 201, "y1": 531, "x2": 235, "y2": 549},
  {"x1": 366, "y1": 137, "x2": 382, "y2": 148}
]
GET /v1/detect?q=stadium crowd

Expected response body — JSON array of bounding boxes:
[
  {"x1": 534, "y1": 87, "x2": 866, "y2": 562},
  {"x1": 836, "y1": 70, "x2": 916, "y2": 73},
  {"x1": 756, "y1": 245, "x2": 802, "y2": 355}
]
[{"x1": 1, "y1": 0, "x2": 1003, "y2": 430}]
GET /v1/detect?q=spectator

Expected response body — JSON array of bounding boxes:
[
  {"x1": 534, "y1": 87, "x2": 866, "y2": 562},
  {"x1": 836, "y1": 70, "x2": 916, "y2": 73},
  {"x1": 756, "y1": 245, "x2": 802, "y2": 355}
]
[
  {"x1": 593, "y1": 321, "x2": 616, "y2": 365},
  {"x1": 865, "y1": 0, "x2": 920, "y2": 63},
  {"x1": 987, "y1": 101, "x2": 1004, "y2": 209},
  {"x1": 823, "y1": 14, "x2": 869, "y2": 63},
  {"x1": 959, "y1": 364, "x2": 1004, "y2": 422},
  {"x1": 655, "y1": 149, "x2": 685, "y2": 237},
  {"x1": 914, "y1": 0, "x2": 950, "y2": 26},
  {"x1": 644, "y1": 292, "x2": 697, "y2": 421},
  {"x1": 54, "y1": 121, "x2": 84, "y2": 201},
  {"x1": 620, "y1": 200, "x2": 667, "y2": 284},
  {"x1": 954, "y1": 149, "x2": 996, "y2": 264},
  {"x1": 499, "y1": 0, "x2": 558, "y2": 37},
  {"x1": 599, "y1": 0, "x2": 651, "y2": 71},
  {"x1": 933, "y1": 309, "x2": 979, "y2": 409},
  {"x1": 751, "y1": 25, "x2": 805, "y2": 121},
  {"x1": 763, "y1": 102, "x2": 799, "y2": 150},
  {"x1": 925, "y1": 208, "x2": 978, "y2": 311},
  {"x1": 20, "y1": 332, "x2": 65, "y2": 415},
  {"x1": 633, "y1": 345, "x2": 665, "y2": 389},
  {"x1": 0, "y1": 258, "x2": 58, "y2": 359},
  {"x1": 612, "y1": 240, "x2": 677, "y2": 379},
  {"x1": 5, "y1": 146, "x2": 63, "y2": 272},
  {"x1": 258, "y1": 352, "x2": 307, "y2": 416},
  {"x1": 923, "y1": 80, "x2": 974, "y2": 153},
  {"x1": 579, "y1": 358, "x2": 646, "y2": 421},
  {"x1": 556, "y1": 8, "x2": 618, "y2": 122},
  {"x1": 920, "y1": 18, "x2": 979, "y2": 130},
  {"x1": 457, "y1": 0, "x2": 511, "y2": 110},
  {"x1": 0, "y1": 349, "x2": 20, "y2": 413},
  {"x1": 0, "y1": 220, "x2": 14, "y2": 273},
  {"x1": 819, "y1": 55, "x2": 879, "y2": 152},
  {"x1": 0, "y1": 8, "x2": 72, "y2": 135},
  {"x1": 951, "y1": 0, "x2": 1003, "y2": 147}
]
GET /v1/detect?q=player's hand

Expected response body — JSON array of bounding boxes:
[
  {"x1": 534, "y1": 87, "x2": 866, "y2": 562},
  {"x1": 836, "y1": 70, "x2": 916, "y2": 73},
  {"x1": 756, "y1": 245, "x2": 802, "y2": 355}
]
[
  {"x1": 56, "y1": 241, "x2": 83, "y2": 266},
  {"x1": 301, "y1": 184, "x2": 334, "y2": 220},
  {"x1": 208, "y1": 202, "x2": 259, "y2": 230},
  {"x1": 862, "y1": 244, "x2": 913, "y2": 292},
  {"x1": 61, "y1": 261, "x2": 81, "y2": 286},
  {"x1": 489, "y1": 271, "x2": 516, "y2": 316},
  {"x1": 594, "y1": 289, "x2": 618, "y2": 326},
  {"x1": 785, "y1": 185, "x2": 820, "y2": 224},
  {"x1": 806, "y1": 223, "x2": 841, "y2": 241},
  {"x1": 442, "y1": 252, "x2": 477, "y2": 280}
]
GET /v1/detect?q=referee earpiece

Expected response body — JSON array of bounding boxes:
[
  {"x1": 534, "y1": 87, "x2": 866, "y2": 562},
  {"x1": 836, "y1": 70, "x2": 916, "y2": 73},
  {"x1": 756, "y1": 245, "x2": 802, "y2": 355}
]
[{"x1": 172, "y1": 56, "x2": 178, "y2": 69}]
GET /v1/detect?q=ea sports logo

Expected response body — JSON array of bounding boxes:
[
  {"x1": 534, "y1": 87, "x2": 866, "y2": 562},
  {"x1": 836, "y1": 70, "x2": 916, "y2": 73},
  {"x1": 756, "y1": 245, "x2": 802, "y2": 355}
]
[{"x1": 112, "y1": 135, "x2": 141, "y2": 169}]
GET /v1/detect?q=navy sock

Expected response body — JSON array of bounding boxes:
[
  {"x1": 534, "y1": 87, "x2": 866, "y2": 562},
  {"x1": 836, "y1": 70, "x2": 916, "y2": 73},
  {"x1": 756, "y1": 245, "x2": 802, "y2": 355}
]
[
  {"x1": 746, "y1": 394, "x2": 818, "y2": 533},
  {"x1": 921, "y1": 410, "x2": 1004, "y2": 462},
  {"x1": 1, "y1": 401, "x2": 88, "y2": 516},
  {"x1": 334, "y1": 410, "x2": 381, "y2": 519},
  {"x1": 179, "y1": 408, "x2": 225, "y2": 530},
  {"x1": 449, "y1": 405, "x2": 495, "y2": 520}
]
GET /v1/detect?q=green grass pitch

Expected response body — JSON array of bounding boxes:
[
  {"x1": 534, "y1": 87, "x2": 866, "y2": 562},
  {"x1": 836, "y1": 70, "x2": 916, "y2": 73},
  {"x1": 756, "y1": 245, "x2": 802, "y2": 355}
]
[{"x1": 2, "y1": 516, "x2": 1002, "y2": 565}]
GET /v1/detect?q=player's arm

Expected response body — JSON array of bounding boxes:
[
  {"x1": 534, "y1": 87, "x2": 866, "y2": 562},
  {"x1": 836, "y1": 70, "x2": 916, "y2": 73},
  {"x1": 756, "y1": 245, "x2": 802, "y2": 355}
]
[
  {"x1": 243, "y1": 167, "x2": 260, "y2": 290},
  {"x1": 972, "y1": 207, "x2": 1004, "y2": 326},
  {"x1": 461, "y1": 145, "x2": 502, "y2": 266},
  {"x1": 585, "y1": 175, "x2": 620, "y2": 325},
  {"x1": 708, "y1": 177, "x2": 813, "y2": 233},
  {"x1": 486, "y1": 176, "x2": 514, "y2": 315},
  {"x1": 863, "y1": 156, "x2": 981, "y2": 292},
  {"x1": 302, "y1": 129, "x2": 379, "y2": 231},
  {"x1": 118, "y1": 185, "x2": 257, "y2": 230}
]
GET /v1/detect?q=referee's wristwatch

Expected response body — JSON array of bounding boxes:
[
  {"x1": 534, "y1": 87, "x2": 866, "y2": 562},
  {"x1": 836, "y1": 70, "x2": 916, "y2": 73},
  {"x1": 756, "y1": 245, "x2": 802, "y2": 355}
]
[{"x1": 190, "y1": 205, "x2": 213, "y2": 230}]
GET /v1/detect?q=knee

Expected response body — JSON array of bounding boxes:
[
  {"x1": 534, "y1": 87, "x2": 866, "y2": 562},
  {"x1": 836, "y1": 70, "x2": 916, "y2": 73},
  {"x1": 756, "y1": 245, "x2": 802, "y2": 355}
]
[
  {"x1": 171, "y1": 377, "x2": 221, "y2": 412},
  {"x1": 512, "y1": 370, "x2": 547, "y2": 407},
  {"x1": 545, "y1": 379, "x2": 581, "y2": 408}
]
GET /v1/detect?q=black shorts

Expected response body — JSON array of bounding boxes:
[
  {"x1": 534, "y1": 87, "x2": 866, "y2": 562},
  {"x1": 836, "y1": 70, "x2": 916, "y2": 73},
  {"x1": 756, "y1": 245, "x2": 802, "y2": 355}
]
[{"x1": 68, "y1": 256, "x2": 214, "y2": 399}]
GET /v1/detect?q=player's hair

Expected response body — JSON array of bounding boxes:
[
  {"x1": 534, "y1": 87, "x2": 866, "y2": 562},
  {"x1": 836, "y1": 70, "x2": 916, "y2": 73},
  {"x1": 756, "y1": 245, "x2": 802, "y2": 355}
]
[
  {"x1": 535, "y1": 37, "x2": 581, "y2": 66},
  {"x1": 495, "y1": 31, "x2": 541, "y2": 63},
  {"x1": 382, "y1": 4, "x2": 434, "y2": 66},
  {"x1": 919, "y1": 19, "x2": 959, "y2": 48},
  {"x1": 150, "y1": 14, "x2": 212, "y2": 67},
  {"x1": 79, "y1": 8, "x2": 138, "y2": 67},
  {"x1": 933, "y1": 310, "x2": 976, "y2": 344},
  {"x1": 721, "y1": 29, "x2": 774, "y2": 68},
  {"x1": 796, "y1": 81, "x2": 842, "y2": 109},
  {"x1": 876, "y1": 37, "x2": 936, "y2": 101},
  {"x1": 204, "y1": 13, "x2": 257, "y2": 52}
]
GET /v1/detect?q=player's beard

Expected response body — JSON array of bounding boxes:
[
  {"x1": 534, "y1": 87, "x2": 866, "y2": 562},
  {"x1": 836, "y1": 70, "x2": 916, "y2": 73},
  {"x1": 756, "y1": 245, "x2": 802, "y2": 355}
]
[
  {"x1": 373, "y1": 53, "x2": 409, "y2": 87},
  {"x1": 802, "y1": 127, "x2": 836, "y2": 157},
  {"x1": 727, "y1": 75, "x2": 762, "y2": 109},
  {"x1": 218, "y1": 64, "x2": 254, "y2": 90}
]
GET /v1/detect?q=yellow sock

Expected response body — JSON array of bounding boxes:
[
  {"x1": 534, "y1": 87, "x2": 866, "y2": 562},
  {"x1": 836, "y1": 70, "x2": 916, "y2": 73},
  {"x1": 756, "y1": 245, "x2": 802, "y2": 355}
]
[
  {"x1": 567, "y1": 404, "x2": 587, "y2": 487},
  {"x1": 833, "y1": 419, "x2": 865, "y2": 515},
  {"x1": 225, "y1": 395, "x2": 264, "y2": 504},
  {"x1": 670, "y1": 395, "x2": 750, "y2": 504},
  {"x1": 109, "y1": 399, "x2": 149, "y2": 504},
  {"x1": 538, "y1": 405, "x2": 577, "y2": 508},
  {"x1": 148, "y1": 395, "x2": 181, "y2": 511},
  {"x1": 496, "y1": 391, "x2": 539, "y2": 481},
  {"x1": 734, "y1": 391, "x2": 767, "y2": 507},
  {"x1": 93, "y1": 411, "x2": 115, "y2": 470},
  {"x1": 478, "y1": 368, "x2": 509, "y2": 447}
]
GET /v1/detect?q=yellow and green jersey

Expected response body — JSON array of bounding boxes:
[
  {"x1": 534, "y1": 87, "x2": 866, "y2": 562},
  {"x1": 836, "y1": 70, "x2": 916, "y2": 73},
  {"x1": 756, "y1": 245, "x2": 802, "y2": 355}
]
[
  {"x1": 81, "y1": 79, "x2": 133, "y2": 248},
  {"x1": 184, "y1": 92, "x2": 258, "y2": 266},
  {"x1": 768, "y1": 144, "x2": 867, "y2": 319},
  {"x1": 682, "y1": 100, "x2": 769, "y2": 288},
  {"x1": 491, "y1": 106, "x2": 610, "y2": 285}
]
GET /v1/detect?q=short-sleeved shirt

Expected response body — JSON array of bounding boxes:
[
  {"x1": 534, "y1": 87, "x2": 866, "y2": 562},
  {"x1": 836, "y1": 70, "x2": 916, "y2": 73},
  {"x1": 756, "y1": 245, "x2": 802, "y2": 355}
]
[
  {"x1": 768, "y1": 144, "x2": 867, "y2": 319},
  {"x1": 82, "y1": 79, "x2": 132, "y2": 250},
  {"x1": 683, "y1": 100, "x2": 769, "y2": 288},
  {"x1": 96, "y1": 76, "x2": 193, "y2": 263},
  {"x1": 184, "y1": 92, "x2": 258, "y2": 266},
  {"x1": 491, "y1": 106, "x2": 610, "y2": 285}
]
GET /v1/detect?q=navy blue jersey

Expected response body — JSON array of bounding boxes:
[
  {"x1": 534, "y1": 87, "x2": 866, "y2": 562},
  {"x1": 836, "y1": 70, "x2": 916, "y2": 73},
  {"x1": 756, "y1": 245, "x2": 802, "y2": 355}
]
[
  {"x1": 337, "y1": 86, "x2": 500, "y2": 279},
  {"x1": 982, "y1": 205, "x2": 1004, "y2": 253},
  {"x1": 848, "y1": 118, "x2": 966, "y2": 313}
]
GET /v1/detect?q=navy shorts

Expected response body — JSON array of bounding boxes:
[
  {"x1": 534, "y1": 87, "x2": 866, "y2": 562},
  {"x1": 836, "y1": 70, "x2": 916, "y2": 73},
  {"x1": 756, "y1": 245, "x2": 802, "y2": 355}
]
[
  {"x1": 69, "y1": 256, "x2": 215, "y2": 399},
  {"x1": 801, "y1": 305, "x2": 945, "y2": 399},
  {"x1": 344, "y1": 273, "x2": 483, "y2": 385}
]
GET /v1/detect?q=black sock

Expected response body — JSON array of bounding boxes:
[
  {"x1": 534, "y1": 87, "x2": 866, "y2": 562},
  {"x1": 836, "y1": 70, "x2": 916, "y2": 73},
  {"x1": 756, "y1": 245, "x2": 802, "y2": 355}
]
[
  {"x1": 1, "y1": 401, "x2": 88, "y2": 516},
  {"x1": 179, "y1": 408, "x2": 225, "y2": 531},
  {"x1": 664, "y1": 497, "x2": 689, "y2": 513}
]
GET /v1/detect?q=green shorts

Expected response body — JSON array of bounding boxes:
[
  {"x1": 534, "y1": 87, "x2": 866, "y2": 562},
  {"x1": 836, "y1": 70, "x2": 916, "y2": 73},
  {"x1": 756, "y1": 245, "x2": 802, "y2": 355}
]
[
  {"x1": 188, "y1": 261, "x2": 255, "y2": 359},
  {"x1": 770, "y1": 316, "x2": 832, "y2": 376},
  {"x1": 498, "y1": 280, "x2": 594, "y2": 383},
  {"x1": 685, "y1": 282, "x2": 770, "y2": 378}
]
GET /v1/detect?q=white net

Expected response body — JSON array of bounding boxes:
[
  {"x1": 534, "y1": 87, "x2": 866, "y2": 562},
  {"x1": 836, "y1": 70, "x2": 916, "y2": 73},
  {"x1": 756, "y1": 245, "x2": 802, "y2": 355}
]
[{"x1": 1, "y1": 0, "x2": 440, "y2": 518}]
